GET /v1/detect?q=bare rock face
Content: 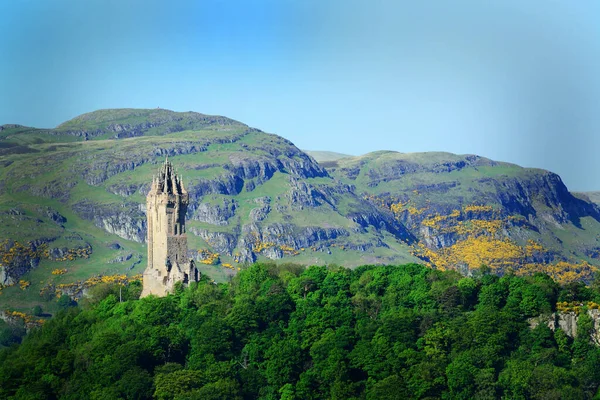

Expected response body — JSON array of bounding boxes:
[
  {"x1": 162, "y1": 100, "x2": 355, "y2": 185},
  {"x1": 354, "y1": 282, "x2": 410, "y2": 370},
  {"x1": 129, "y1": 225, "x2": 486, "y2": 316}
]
[
  {"x1": 249, "y1": 205, "x2": 270, "y2": 222},
  {"x1": 0, "y1": 260, "x2": 36, "y2": 286},
  {"x1": 230, "y1": 141, "x2": 328, "y2": 180},
  {"x1": 187, "y1": 174, "x2": 245, "y2": 198},
  {"x1": 189, "y1": 222, "x2": 351, "y2": 260},
  {"x1": 557, "y1": 312, "x2": 579, "y2": 338},
  {"x1": 191, "y1": 199, "x2": 237, "y2": 225},
  {"x1": 234, "y1": 222, "x2": 351, "y2": 261},
  {"x1": 286, "y1": 179, "x2": 321, "y2": 210},
  {"x1": 226, "y1": 154, "x2": 278, "y2": 182},
  {"x1": 189, "y1": 228, "x2": 238, "y2": 255},
  {"x1": 0, "y1": 240, "x2": 40, "y2": 286},
  {"x1": 237, "y1": 248, "x2": 257, "y2": 264},
  {"x1": 419, "y1": 226, "x2": 457, "y2": 249},
  {"x1": 107, "y1": 183, "x2": 139, "y2": 197},
  {"x1": 35, "y1": 206, "x2": 67, "y2": 225},
  {"x1": 108, "y1": 253, "x2": 132, "y2": 264},
  {"x1": 72, "y1": 201, "x2": 146, "y2": 243},
  {"x1": 347, "y1": 207, "x2": 414, "y2": 244},
  {"x1": 249, "y1": 197, "x2": 271, "y2": 222},
  {"x1": 529, "y1": 310, "x2": 600, "y2": 344}
]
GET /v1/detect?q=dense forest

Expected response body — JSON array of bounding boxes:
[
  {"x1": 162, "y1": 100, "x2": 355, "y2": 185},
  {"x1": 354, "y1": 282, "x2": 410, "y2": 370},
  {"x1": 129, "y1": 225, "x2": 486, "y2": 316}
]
[{"x1": 2, "y1": 263, "x2": 600, "y2": 399}]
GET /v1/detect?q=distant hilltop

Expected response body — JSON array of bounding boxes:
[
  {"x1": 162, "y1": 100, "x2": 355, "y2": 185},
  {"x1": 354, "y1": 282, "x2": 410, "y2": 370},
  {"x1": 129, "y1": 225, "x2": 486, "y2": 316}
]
[{"x1": 1, "y1": 108, "x2": 600, "y2": 312}]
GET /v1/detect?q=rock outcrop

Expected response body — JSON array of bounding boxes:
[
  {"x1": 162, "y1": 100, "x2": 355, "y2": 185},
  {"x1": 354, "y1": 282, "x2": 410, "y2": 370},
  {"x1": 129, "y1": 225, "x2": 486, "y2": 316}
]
[
  {"x1": 0, "y1": 240, "x2": 41, "y2": 286},
  {"x1": 72, "y1": 201, "x2": 146, "y2": 243},
  {"x1": 530, "y1": 309, "x2": 600, "y2": 345}
]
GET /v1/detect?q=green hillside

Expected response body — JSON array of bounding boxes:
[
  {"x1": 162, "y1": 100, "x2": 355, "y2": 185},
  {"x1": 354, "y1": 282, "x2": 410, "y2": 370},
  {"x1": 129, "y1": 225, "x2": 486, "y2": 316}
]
[
  {"x1": 327, "y1": 151, "x2": 600, "y2": 283},
  {"x1": 0, "y1": 109, "x2": 417, "y2": 313},
  {"x1": 1, "y1": 109, "x2": 600, "y2": 314}
]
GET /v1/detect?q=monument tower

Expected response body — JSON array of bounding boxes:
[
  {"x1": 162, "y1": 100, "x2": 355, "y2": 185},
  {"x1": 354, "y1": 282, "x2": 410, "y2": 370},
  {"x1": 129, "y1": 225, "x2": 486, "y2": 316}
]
[{"x1": 141, "y1": 157, "x2": 199, "y2": 297}]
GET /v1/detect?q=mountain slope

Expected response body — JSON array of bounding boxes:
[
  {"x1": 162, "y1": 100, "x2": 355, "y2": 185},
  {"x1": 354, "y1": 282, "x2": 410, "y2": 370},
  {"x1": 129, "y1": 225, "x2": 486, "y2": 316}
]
[
  {"x1": 575, "y1": 191, "x2": 600, "y2": 206},
  {"x1": 0, "y1": 109, "x2": 418, "y2": 311},
  {"x1": 326, "y1": 151, "x2": 600, "y2": 282},
  {"x1": 1, "y1": 110, "x2": 600, "y2": 313}
]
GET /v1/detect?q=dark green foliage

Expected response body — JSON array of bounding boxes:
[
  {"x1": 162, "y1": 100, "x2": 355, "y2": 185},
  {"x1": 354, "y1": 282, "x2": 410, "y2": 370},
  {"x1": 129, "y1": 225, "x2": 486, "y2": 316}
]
[
  {"x1": 0, "y1": 321, "x2": 26, "y2": 347},
  {"x1": 1, "y1": 263, "x2": 600, "y2": 399},
  {"x1": 57, "y1": 294, "x2": 77, "y2": 310},
  {"x1": 32, "y1": 305, "x2": 43, "y2": 317}
]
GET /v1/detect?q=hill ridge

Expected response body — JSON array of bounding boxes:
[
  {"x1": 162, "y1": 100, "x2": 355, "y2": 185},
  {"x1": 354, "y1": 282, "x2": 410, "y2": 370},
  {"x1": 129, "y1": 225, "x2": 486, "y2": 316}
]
[{"x1": 0, "y1": 108, "x2": 599, "y2": 312}]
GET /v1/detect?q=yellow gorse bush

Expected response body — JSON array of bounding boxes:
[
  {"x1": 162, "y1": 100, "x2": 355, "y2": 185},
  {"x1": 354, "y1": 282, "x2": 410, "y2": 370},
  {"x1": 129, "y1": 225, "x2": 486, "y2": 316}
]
[
  {"x1": 51, "y1": 269, "x2": 67, "y2": 275},
  {"x1": 4, "y1": 310, "x2": 44, "y2": 327}
]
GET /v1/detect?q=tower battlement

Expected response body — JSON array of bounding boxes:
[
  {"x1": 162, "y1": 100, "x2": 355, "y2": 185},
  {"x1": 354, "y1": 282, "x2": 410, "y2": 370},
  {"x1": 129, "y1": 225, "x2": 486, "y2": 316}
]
[{"x1": 141, "y1": 157, "x2": 199, "y2": 297}]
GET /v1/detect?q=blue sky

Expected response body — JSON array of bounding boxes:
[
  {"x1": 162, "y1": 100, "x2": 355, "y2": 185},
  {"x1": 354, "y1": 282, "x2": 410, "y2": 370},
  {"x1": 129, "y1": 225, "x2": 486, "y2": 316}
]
[{"x1": 1, "y1": 1, "x2": 600, "y2": 191}]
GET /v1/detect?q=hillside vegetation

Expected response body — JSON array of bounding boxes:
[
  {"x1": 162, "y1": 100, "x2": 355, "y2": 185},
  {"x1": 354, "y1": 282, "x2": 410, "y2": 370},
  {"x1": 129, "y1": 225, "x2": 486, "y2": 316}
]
[
  {"x1": 0, "y1": 109, "x2": 416, "y2": 312},
  {"x1": 2, "y1": 108, "x2": 600, "y2": 313},
  {"x1": 2, "y1": 263, "x2": 600, "y2": 399},
  {"x1": 326, "y1": 151, "x2": 600, "y2": 283}
]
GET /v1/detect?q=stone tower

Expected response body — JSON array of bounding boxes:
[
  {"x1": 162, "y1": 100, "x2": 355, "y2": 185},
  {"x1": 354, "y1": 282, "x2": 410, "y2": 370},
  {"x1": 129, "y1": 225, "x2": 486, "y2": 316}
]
[{"x1": 141, "y1": 157, "x2": 199, "y2": 297}]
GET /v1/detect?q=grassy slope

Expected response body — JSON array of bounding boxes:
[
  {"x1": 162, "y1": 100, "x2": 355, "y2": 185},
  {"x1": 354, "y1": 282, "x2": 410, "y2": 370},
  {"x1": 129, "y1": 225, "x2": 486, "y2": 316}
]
[
  {"x1": 0, "y1": 110, "x2": 419, "y2": 312},
  {"x1": 2, "y1": 110, "x2": 599, "y2": 313},
  {"x1": 328, "y1": 151, "x2": 600, "y2": 272}
]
